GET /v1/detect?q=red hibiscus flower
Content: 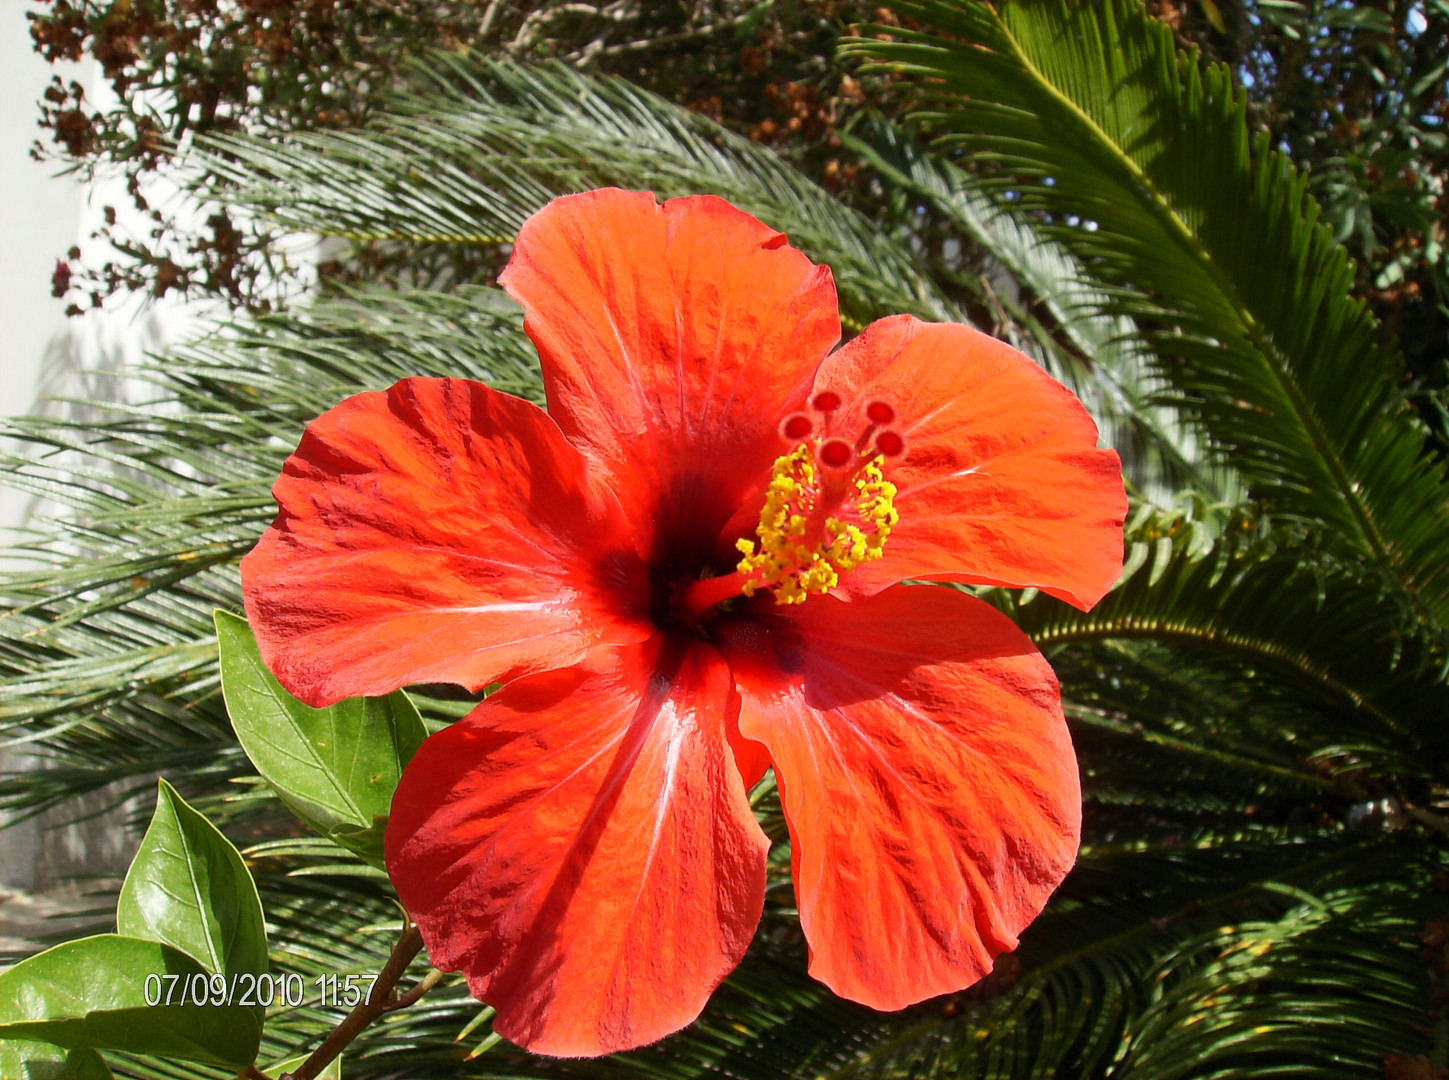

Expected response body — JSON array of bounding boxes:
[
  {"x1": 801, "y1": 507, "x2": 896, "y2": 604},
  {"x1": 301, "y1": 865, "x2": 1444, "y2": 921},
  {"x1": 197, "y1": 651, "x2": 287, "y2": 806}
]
[{"x1": 240, "y1": 189, "x2": 1126, "y2": 1058}]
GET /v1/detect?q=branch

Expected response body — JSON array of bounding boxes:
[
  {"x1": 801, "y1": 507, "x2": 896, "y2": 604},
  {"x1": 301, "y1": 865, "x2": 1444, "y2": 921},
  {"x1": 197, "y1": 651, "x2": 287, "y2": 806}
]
[
  {"x1": 278, "y1": 924, "x2": 426, "y2": 1080},
  {"x1": 590, "y1": 10, "x2": 759, "y2": 57},
  {"x1": 385, "y1": 967, "x2": 445, "y2": 1011},
  {"x1": 478, "y1": 0, "x2": 506, "y2": 41},
  {"x1": 1406, "y1": 804, "x2": 1449, "y2": 840}
]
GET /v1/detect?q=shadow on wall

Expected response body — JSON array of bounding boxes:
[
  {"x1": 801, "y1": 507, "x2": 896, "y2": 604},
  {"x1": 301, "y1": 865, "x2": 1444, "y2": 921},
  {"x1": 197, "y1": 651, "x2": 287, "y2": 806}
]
[{"x1": 2, "y1": 315, "x2": 166, "y2": 895}]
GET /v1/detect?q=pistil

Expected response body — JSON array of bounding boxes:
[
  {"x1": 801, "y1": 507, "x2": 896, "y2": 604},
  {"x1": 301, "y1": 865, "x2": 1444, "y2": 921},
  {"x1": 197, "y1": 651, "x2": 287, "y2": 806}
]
[
  {"x1": 673, "y1": 570, "x2": 751, "y2": 624},
  {"x1": 674, "y1": 392, "x2": 906, "y2": 621},
  {"x1": 734, "y1": 391, "x2": 903, "y2": 606}
]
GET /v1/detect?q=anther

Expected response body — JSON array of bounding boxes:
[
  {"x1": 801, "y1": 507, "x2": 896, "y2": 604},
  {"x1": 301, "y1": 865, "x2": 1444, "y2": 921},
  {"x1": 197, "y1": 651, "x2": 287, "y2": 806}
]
[
  {"x1": 780, "y1": 413, "x2": 814, "y2": 441},
  {"x1": 735, "y1": 441, "x2": 899, "y2": 607},
  {"x1": 866, "y1": 400, "x2": 896, "y2": 425},
  {"x1": 818, "y1": 439, "x2": 853, "y2": 468},
  {"x1": 875, "y1": 430, "x2": 905, "y2": 457},
  {"x1": 811, "y1": 390, "x2": 842, "y2": 413}
]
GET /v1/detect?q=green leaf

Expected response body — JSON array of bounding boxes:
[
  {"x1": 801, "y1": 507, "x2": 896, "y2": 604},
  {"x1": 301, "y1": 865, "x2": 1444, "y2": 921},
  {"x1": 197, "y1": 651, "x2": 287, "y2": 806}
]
[
  {"x1": 214, "y1": 609, "x2": 428, "y2": 867},
  {"x1": 1004, "y1": 506, "x2": 1449, "y2": 757},
  {"x1": 117, "y1": 779, "x2": 268, "y2": 999},
  {"x1": 0, "y1": 935, "x2": 262, "y2": 1068},
  {"x1": 0, "y1": 1041, "x2": 114, "y2": 1080}
]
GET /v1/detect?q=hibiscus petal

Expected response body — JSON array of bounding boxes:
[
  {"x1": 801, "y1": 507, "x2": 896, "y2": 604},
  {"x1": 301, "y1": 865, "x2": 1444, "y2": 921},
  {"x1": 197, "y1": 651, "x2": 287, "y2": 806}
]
[
  {"x1": 499, "y1": 188, "x2": 840, "y2": 569},
  {"x1": 385, "y1": 636, "x2": 769, "y2": 1056},
  {"x1": 716, "y1": 585, "x2": 1080, "y2": 1011},
  {"x1": 814, "y1": 315, "x2": 1126, "y2": 610},
  {"x1": 241, "y1": 377, "x2": 651, "y2": 708}
]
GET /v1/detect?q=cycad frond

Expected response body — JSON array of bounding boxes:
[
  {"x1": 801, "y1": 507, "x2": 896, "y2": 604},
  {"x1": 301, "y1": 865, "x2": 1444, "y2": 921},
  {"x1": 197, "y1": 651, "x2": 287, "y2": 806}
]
[
  {"x1": 848, "y1": 0, "x2": 1449, "y2": 626},
  {"x1": 718, "y1": 836, "x2": 1435, "y2": 1080},
  {"x1": 999, "y1": 506, "x2": 1449, "y2": 767},
  {"x1": 197, "y1": 56, "x2": 968, "y2": 331},
  {"x1": 1112, "y1": 880, "x2": 1429, "y2": 1079},
  {"x1": 842, "y1": 115, "x2": 1239, "y2": 508}
]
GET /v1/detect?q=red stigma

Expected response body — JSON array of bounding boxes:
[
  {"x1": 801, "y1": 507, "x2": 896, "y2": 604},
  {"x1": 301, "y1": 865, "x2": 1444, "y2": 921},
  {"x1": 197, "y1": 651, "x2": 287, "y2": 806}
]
[
  {"x1": 875, "y1": 430, "x2": 905, "y2": 457},
  {"x1": 812, "y1": 390, "x2": 842, "y2": 413},
  {"x1": 819, "y1": 439, "x2": 853, "y2": 468},
  {"x1": 866, "y1": 401, "x2": 896, "y2": 424},
  {"x1": 781, "y1": 413, "x2": 814, "y2": 440}
]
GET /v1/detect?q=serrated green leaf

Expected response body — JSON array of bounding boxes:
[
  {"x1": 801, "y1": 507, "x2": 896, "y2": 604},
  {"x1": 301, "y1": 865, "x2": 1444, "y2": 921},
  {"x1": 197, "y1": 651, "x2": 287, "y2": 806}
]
[
  {"x1": 117, "y1": 779, "x2": 268, "y2": 1009},
  {"x1": 0, "y1": 936, "x2": 262, "y2": 1068},
  {"x1": 322, "y1": 819, "x2": 392, "y2": 867},
  {"x1": 214, "y1": 609, "x2": 427, "y2": 867}
]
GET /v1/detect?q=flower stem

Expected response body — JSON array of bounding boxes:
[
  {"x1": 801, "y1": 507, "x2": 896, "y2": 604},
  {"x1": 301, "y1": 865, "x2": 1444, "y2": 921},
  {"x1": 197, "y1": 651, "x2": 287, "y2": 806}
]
[
  {"x1": 278, "y1": 924, "x2": 426, "y2": 1080},
  {"x1": 384, "y1": 967, "x2": 445, "y2": 1012}
]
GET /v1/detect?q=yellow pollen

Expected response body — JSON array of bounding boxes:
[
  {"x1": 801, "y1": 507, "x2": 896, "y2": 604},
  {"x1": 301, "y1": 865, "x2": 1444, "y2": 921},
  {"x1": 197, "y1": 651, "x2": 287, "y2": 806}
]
[{"x1": 735, "y1": 443, "x2": 899, "y2": 605}]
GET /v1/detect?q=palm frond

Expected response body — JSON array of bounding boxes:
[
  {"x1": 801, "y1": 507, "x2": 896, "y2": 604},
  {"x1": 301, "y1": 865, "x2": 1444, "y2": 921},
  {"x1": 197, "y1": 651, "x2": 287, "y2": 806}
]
[
  {"x1": 842, "y1": 115, "x2": 1240, "y2": 508},
  {"x1": 848, "y1": 0, "x2": 1449, "y2": 629},
  {"x1": 1111, "y1": 881, "x2": 1428, "y2": 1079},
  {"x1": 195, "y1": 56, "x2": 969, "y2": 332},
  {"x1": 822, "y1": 836, "x2": 1436, "y2": 1079},
  {"x1": 995, "y1": 505, "x2": 1449, "y2": 769}
]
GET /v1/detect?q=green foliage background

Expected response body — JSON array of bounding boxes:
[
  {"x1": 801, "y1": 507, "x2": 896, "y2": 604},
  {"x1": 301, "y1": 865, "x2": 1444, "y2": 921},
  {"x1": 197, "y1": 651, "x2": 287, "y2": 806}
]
[{"x1": 5, "y1": 1, "x2": 1449, "y2": 1077}]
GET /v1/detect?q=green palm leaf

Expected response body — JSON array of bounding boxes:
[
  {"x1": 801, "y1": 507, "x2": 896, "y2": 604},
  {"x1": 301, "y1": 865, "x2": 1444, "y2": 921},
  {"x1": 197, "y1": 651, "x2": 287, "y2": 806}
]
[
  {"x1": 196, "y1": 56, "x2": 969, "y2": 332},
  {"x1": 841, "y1": 115, "x2": 1240, "y2": 508},
  {"x1": 847, "y1": 0, "x2": 1449, "y2": 629},
  {"x1": 821, "y1": 838, "x2": 1434, "y2": 1079},
  {"x1": 998, "y1": 505, "x2": 1449, "y2": 766}
]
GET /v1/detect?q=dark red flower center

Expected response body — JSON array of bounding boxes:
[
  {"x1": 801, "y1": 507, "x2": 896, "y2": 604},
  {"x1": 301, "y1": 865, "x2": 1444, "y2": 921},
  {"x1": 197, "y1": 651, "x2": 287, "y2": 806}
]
[{"x1": 669, "y1": 390, "x2": 905, "y2": 624}]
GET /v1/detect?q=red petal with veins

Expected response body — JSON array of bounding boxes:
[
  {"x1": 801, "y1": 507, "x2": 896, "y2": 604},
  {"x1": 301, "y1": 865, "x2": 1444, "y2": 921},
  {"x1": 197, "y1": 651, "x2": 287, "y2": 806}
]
[
  {"x1": 716, "y1": 585, "x2": 1080, "y2": 1011},
  {"x1": 815, "y1": 316, "x2": 1126, "y2": 610},
  {"x1": 241, "y1": 378, "x2": 650, "y2": 708},
  {"x1": 386, "y1": 637, "x2": 769, "y2": 1056},
  {"x1": 499, "y1": 188, "x2": 839, "y2": 568}
]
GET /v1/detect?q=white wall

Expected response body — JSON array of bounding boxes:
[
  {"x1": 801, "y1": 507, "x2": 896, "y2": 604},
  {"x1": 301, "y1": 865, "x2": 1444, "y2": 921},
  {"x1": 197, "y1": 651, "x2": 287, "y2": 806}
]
[
  {"x1": 0, "y1": 2, "x2": 89, "y2": 889},
  {"x1": 1, "y1": 5, "x2": 213, "y2": 891},
  {"x1": 1, "y1": 3, "x2": 87, "y2": 483}
]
